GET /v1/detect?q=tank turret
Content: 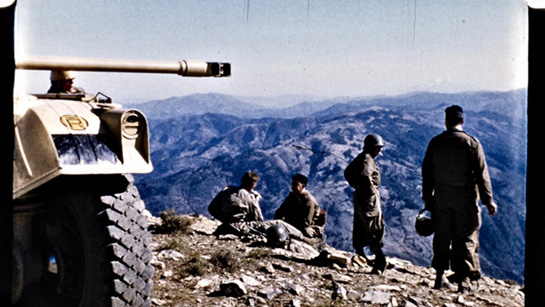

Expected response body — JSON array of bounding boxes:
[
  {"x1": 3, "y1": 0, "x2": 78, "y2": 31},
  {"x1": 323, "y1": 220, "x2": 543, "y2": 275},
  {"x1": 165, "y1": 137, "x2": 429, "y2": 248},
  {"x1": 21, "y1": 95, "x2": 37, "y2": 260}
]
[{"x1": 10, "y1": 56, "x2": 230, "y2": 306}]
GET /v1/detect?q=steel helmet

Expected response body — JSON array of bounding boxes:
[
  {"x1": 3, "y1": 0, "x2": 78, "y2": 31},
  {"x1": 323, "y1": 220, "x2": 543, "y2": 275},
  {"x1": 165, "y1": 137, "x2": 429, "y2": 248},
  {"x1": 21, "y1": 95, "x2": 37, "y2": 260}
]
[
  {"x1": 363, "y1": 134, "x2": 385, "y2": 150},
  {"x1": 415, "y1": 209, "x2": 434, "y2": 237},
  {"x1": 266, "y1": 224, "x2": 289, "y2": 247},
  {"x1": 50, "y1": 70, "x2": 77, "y2": 81}
]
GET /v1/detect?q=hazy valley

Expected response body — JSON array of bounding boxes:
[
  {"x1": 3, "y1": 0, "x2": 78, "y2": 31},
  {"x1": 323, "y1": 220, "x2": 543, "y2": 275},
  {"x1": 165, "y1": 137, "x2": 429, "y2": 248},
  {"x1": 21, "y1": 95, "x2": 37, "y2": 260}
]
[{"x1": 129, "y1": 89, "x2": 527, "y2": 284}]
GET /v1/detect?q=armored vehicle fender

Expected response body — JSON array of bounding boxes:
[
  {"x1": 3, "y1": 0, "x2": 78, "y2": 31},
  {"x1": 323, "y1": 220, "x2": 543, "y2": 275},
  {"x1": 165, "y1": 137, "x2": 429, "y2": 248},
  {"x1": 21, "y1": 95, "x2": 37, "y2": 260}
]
[{"x1": 13, "y1": 94, "x2": 151, "y2": 199}]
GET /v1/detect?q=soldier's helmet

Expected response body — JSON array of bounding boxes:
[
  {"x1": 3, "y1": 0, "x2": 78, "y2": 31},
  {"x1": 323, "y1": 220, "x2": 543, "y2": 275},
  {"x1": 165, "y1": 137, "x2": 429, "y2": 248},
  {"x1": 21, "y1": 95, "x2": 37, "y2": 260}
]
[
  {"x1": 266, "y1": 224, "x2": 289, "y2": 247},
  {"x1": 363, "y1": 134, "x2": 385, "y2": 150},
  {"x1": 415, "y1": 209, "x2": 434, "y2": 237},
  {"x1": 50, "y1": 70, "x2": 77, "y2": 81}
]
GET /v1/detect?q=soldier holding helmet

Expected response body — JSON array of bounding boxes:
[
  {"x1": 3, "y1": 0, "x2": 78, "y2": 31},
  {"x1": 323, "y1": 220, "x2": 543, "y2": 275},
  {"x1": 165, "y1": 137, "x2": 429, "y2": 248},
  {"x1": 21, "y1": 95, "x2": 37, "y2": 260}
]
[{"x1": 422, "y1": 105, "x2": 497, "y2": 293}]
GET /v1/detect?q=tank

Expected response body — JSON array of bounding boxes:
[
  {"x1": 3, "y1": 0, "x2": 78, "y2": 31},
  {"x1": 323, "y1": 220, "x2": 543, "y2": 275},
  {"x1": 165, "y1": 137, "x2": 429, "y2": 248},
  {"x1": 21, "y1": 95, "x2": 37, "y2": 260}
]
[{"x1": 10, "y1": 56, "x2": 230, "y2": 306}]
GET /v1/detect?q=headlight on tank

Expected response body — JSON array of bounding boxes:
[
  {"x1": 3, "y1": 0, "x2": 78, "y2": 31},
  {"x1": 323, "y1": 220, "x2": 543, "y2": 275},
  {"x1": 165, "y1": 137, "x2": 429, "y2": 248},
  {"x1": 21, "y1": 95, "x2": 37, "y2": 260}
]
[{"x1": 121, "y1": 110, "x2": 143, "y2": 139}]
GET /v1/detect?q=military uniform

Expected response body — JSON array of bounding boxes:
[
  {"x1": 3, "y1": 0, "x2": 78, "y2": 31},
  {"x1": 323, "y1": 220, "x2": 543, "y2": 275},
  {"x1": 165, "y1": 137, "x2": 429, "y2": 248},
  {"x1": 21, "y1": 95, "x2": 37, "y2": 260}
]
[
  {"x1": 345, "y1": 151, "x2": 384, "y2": 255},
  {"x1": 274, "y1": 190, "x2": 323, "y2": 238},
  {"x1": 208, "y1": 185, "x2": 264, "y2": 223},
  {"x1": 422, "y1": 127, "x2": 494, "y2": 281},
  {"x1": 47, "y1": 84, "x2": 85, "y2": 94}
]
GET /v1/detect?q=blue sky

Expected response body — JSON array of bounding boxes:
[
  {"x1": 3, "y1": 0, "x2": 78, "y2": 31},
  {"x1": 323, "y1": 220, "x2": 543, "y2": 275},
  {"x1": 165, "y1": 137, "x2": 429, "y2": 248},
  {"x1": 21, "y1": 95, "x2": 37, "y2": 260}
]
[{"x1": 14, "y1": 0, "x2": 528, "y2": 104}]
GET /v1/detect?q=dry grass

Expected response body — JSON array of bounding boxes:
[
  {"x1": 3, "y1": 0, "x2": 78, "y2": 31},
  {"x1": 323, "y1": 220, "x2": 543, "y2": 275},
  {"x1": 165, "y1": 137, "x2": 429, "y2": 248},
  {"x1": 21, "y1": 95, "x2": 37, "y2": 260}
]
[
  {"x1": 156, "y1": 209, "x2": 194, "y2": 234},
  {"x1": 210, "y1": 249, "x2": 241, "y2": 273}
]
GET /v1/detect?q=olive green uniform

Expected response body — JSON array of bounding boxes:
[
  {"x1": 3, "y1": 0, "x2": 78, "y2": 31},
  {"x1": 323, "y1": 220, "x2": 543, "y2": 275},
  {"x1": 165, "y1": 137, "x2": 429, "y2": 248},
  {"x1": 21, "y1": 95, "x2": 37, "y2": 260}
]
[
  {"x1": 274, "y1": 190, "x2": 323, "y2": 238},
  {"x1": 422, "y1": 127, "x2": 494, "y2": 280},
  {"x1": 208, "y1": 185, "x2": 264, "y2": 223},
  {"x1": 345, "y1": 151, "x2": 384, "y2": 253}
]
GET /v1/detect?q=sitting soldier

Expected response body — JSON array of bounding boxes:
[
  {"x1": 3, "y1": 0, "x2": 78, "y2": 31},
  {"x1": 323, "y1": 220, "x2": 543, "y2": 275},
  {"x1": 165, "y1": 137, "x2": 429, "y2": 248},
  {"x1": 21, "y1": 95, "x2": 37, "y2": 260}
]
[
  {"x1": 274, "y1": 174, "x2": 325, "y2": 239},
  {"x1": 208, "y1": 171, "x2": 264, "y2": 223},
  {"x1": 209, "y1": 172, "x2": 324, "y2": 252}
]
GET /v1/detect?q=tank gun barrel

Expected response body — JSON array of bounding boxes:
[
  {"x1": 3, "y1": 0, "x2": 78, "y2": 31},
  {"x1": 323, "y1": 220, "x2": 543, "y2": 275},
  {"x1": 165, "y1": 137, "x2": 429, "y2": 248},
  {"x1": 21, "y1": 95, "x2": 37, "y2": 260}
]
[{"x1": 15, "y1": 56, "x2": 230, "y2": 77}]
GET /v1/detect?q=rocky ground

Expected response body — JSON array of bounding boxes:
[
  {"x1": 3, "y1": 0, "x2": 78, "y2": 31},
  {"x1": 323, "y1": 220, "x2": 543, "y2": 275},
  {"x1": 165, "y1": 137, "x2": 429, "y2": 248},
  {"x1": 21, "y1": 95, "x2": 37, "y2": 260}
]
[{"x1": 147, "y1": 213, "x2": 524, "y2": 307}]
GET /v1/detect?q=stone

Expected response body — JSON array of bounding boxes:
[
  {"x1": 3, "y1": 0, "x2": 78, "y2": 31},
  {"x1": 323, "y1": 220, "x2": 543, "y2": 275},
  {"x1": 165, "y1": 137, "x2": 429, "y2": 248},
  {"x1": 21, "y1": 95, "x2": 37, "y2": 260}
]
[
  {"x1": 188, "y1": 214, "x2": 222, "y2": 235},
  {"x1": 150, "y1": 258, "x2": 166, "y2": 270},
  {"x1": 370, "y1": 284, "x2": 402, "y2": 292},
  {"x1": 195, "y1": 278, "x2": 215, "y2": 289},
  {"x1": 218, "y1": 234, "x2": 239, "y2": 241},
  {"x1": 332, "y1": 282, "x2": 347, "y2": 300},
  {"x1": 288, "y1": 298, "x2": 301, "y2": 307},
  {"x1": 257, "y1": 286, "x2": 282, "y2": 299},
  {"x1": 259, "y1": 262, "x2": 275, "y2": 274},
  {"x1": 161, "y1": 270, "x2": 173, "y2": 278},
  {"x1": 327, "y1": 250, "x2": 353, "y2": 267},
  {"x1": 149, "y1": 214, "x2": 527, "y2": 307},
  {"x1": 157, "y1": 249, "x2": 184, "y2": 261},
  {"x1": 219, "y1": 280, "x2": 247, "y2": 297},
  {"x1": 151, "y1": 298, "x2": 168, "y2": 306},
  {"x1": 322, "y1": 272, "x2": 352, "y2": 283},
  {"x1": 352, "y1": 254, "x2": 368, "y2": 267},
  {"x1": 273, "y1": 262, "x2": 294, "y2": 272},
  {"x1": 283, "y1": 282, "x2": 305, "y2": 296},
  {"x1": 361, "y1": 290, "x2": 390, "y2": 304},
  {"x1": 404, "y1": 300, "x2": 418, "y2": 307},
  {"x1": 347, "y1": 289, "x2": 363, "y2": 300},
  {"x1": 240, "y1": 274, "x2": 261, "y2": 287}
]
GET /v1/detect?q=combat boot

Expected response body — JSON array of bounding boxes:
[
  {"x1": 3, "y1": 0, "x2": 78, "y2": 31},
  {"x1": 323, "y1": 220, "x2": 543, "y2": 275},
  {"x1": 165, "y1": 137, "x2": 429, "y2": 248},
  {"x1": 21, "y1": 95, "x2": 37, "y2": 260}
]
[
  {"x1": 370, "y1": 250, "x2": 387, "y2": 275},
  {"x1": 433, "y1": 270, "x2": 444, "y2": 289},
  {"x1": 458, "y1": 276, "x2": 476, "y2": 294}
]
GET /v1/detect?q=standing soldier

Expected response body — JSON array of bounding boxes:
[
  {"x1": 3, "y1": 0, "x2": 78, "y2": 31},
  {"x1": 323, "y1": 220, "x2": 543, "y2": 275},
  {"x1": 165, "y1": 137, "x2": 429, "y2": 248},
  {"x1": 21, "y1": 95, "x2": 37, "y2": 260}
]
[
  {"x1": 422, "y1": 105, "x2": 497, "y2": 293},
  {"x1": 344, "y1": 133, "x2": 387, "y2": 274}
]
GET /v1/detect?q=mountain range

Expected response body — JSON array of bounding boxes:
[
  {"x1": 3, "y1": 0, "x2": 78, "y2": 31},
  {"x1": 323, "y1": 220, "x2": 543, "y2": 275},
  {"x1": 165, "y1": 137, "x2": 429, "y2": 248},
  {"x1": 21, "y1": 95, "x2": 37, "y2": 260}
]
[{"x1": 128, "y1": 89, "x2": 527, "y2": 284}]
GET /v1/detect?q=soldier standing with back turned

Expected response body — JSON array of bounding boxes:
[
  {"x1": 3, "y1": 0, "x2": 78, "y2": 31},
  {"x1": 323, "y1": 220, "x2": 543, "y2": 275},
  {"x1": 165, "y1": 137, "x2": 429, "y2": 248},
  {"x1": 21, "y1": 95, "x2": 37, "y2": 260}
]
[{"x1": 422, "y1": 105, "x2": 497, "y2": 293}]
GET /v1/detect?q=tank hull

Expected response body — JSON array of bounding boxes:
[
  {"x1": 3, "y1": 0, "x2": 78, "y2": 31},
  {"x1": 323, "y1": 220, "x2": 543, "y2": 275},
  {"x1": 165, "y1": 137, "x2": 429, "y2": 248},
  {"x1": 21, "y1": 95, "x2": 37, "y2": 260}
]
[{"x1": 13, "y1": 95, "x2": 151, "y2": 199}]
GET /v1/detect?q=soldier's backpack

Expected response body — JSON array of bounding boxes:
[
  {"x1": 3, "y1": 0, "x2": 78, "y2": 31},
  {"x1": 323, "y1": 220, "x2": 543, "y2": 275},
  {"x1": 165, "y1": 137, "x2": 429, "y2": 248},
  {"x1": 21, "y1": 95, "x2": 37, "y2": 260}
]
[{"x1": 208, "y1": 186, "x2": 233, "y2": 221}]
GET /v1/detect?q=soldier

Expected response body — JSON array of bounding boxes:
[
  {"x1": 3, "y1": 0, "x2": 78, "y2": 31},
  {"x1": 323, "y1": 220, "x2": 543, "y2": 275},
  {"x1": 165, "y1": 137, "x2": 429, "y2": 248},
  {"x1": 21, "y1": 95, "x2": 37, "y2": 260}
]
[
  {"x1": 274, "y1": 174, "x2": 324, "y2": 239},
  {"x1": 48, "y1": 70, "x2": 85, "y2": 94},
  {"x1": 344, "y1": 133, "x2": 387, "y2": 274},
  {"x1": 210, "y1": 172, "x2": 324, "y2": 253},
  {"x1": 422, "y1": 105, "x2": 497, "y2": 293},
  {"x1": 208, "y1": 171, "x2": 264, "y2": 223}
]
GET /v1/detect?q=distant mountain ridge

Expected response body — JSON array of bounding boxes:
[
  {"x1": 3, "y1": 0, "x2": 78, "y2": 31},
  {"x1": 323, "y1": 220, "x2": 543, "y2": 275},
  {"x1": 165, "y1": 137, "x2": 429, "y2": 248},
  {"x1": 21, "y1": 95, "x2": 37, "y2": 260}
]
[
  {"x1": 133, "y1": 89, "x2": 527, "y2": 284},
  {"x1": 127, "y1": 89, "x2": 526, "y2": 120}
]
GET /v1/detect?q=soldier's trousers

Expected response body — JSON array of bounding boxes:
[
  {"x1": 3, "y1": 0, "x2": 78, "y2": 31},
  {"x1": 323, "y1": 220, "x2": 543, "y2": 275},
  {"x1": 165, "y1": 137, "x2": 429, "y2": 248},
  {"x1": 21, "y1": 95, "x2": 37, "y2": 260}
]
[
  {"x1": 431, "y1": 186, "x2": 482, "y2": 279},
  {"x1": 352, "y1": 192, "x2": 384, "y2": 253}
]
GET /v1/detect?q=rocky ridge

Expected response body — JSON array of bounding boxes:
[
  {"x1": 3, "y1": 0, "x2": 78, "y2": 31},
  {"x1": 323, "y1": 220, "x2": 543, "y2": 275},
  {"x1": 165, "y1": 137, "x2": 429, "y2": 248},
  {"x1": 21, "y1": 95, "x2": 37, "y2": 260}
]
[
  {"x1": 137, "y1": 90, "x2": 527, "y2": 283},
  {"x1": 147, "y1": 213, "x2": 524, "y2": 307}
]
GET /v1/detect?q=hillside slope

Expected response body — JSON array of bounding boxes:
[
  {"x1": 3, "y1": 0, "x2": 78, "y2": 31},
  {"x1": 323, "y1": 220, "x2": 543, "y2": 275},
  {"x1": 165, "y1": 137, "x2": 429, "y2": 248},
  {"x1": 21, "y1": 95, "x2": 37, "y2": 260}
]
[
  {"x1": 149, "y1": 214, "x2": 524, "y2": 307},
  {"x1": 135, "y1": 90, "x2": 527, "y2": 284}
]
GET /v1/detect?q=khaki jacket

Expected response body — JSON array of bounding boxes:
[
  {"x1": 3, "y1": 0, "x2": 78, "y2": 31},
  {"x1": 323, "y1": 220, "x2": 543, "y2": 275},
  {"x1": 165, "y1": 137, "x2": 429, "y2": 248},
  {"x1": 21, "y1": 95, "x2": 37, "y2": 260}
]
[
  {"x1": 274, "y1": 190, "x2": 321, "y2": 236},
  {"x1": 208, "y1": 186, "x2": 264, "y2": 223},
  {"x1": 345, "y1": 151, "x2": 381, "y2": 217},
  {"x1": 422, "y1": 128, "x2": 494, "y2": 207}
]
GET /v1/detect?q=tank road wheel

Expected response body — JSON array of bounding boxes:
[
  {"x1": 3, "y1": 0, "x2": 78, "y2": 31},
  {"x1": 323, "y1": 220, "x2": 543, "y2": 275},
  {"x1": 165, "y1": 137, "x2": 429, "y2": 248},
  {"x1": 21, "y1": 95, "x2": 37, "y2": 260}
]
[{"x1": 19, "y1": 175, "x2": 154, "y2": 307}]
